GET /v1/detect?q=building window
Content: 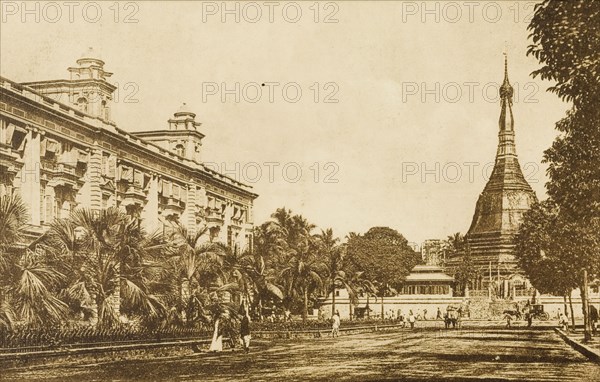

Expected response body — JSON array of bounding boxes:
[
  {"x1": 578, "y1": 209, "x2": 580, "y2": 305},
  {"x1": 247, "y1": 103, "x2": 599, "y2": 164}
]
[
  {"x1": 101, "y1": 100, "x2": 110, "y2": 120},
  {"x1": 77, "y1": 97, "x2": 88, "y2": 113},
  {"x1": 175, "y1": 144, "x2": 185, "y2": 157}
]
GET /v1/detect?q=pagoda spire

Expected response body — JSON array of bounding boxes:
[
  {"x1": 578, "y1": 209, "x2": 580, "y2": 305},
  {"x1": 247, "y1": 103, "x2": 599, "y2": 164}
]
[
  {"x1": 496, "y1": 53, "x2": 516, "y2": 159},
  {"x1": 459, "y1": 52, "x2": 538, "y2": 293}
]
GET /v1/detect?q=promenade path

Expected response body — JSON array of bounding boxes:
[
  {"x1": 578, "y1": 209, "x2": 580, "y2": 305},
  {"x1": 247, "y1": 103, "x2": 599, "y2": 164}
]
[{"x1": 3, "y1": 327, "x2": 600, "y2": 381}]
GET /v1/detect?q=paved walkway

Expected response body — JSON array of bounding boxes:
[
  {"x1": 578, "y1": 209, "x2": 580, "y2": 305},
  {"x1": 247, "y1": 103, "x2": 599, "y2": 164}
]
[{"x1": 3, "y1": 328, "x2": 600, "y2": 381}]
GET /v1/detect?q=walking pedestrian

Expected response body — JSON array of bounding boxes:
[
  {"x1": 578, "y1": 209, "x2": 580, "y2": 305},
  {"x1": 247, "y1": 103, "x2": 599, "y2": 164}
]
[
  {"x1": 436, "y1": 307, "x2": 442, "y2": 320},
  {"x1": 524, "y1": 302, "x2": 532, "y2": 328},
  {"x1": 504, "y1": 313, "x2": 512, "y2": 328},
  {"x1": 209, "y1": 319, "x2": 223, "y2": 352},
  {"x1": 422, "y1": 309, "x2": 428, "y2": 320},
  {"x1": 559, "y1": 312, "x2": 569, "y2": 332},
  {"x1": 589, "y1": 305, "x2": 598, "y2": 336},
  {"x1": 408, "y1": 310, "x2": 416, "y2": 329},
  {"x1": 331, "y1": 310, "x2": 340, "y2": 338},
  {"x1": 240, "y1": 311, "x2": 251, "y2": 353}
]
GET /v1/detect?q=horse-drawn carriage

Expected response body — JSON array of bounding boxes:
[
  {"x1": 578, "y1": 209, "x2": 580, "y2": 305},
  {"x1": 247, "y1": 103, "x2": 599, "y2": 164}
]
[
  {"x1": 444, "y1": 305, "x2": 461, "y2": 329},
  {"x1": 529, "y1": 304, "x2": 550, "y2": 320},
  {"x1": 503, "y1": 303, "x2": 549, "y2": 321}
]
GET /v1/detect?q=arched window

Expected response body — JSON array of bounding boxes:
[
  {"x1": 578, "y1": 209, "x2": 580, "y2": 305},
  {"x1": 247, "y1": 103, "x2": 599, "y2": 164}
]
[
  {"x1": 175, "y1": 144, "x2": 185, "y2": 157},
  {"x1": 77, "y1": 97, "x2": 88, "y2": 113}
]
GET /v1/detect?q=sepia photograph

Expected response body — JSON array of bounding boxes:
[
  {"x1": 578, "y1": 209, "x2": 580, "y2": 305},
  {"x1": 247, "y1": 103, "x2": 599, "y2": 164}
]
[{"x1": 0, "y1": 1, "x2": 599, "y2": 380}]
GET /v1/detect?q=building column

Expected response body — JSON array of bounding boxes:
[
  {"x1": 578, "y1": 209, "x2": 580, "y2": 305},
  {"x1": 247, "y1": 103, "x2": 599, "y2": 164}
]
[
  {"x1": 183, "y1": 180, "x2": 197, "y2": 233},
  {"x1": 19, "y1": 128, "x2": 41, "y2": 225},
  {"x1": 141, "y1": 175, "x2": 159, "y2": 233},
  {"x1": 88, "y1": 145, "x2": 103, "y2": 211}
]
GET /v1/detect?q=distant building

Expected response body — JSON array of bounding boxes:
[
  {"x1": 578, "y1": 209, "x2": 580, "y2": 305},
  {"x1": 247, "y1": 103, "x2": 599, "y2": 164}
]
[
  {"x1": 0, "y1": 49, "x2": 257, "y2": 250},
  {"x1": 408, "y1": 242, "x2": 420, "y2": 253},
  {"x1": 421, "y1": 239, "x2": 443, "y2": 266},
  {"x1": 400, "y1": 264, "x2": 454, "y2": 296}
]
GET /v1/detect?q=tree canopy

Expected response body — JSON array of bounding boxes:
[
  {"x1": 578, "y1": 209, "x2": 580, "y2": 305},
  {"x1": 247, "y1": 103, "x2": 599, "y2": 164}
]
[
  {"x1": 518, "y1": 0, "x2": 600, "y2": 340},
  {"x1": 345, "y1": 227, "x2": 420, "y2": 292}
]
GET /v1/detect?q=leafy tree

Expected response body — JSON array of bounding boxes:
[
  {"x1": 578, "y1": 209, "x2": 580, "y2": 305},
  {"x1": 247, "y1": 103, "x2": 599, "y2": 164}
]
[
  {"x1": 346, "y1": 227, "x2": 420, "y2": 292},
  {"x1": 515, "y1": 201, "x2": 579, "y2": 297},
  {"x1": 527, "y1": 1, "x2": 600, "y2": 109},
  {"x1": 453, "y1": 243, "x2": 479, "y2": 297},
  {"x1": 443, "y1": 233, "x2": 478, "y2": 296},
  {"x1": 526, "y1": 0, "x2": 600, "y2": 340}
]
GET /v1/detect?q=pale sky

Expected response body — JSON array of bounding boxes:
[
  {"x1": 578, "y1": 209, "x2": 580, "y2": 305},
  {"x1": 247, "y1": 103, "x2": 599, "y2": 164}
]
[{"x1": 0, "y1": 1, "x2": 569, "y2": 245}]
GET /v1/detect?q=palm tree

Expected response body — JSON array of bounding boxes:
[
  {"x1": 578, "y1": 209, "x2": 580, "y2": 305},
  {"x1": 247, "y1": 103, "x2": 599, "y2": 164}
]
[
  {"x1": 0, "y1": 194, "x2": 68, "y2": 329},
  {"x1": 196, "y1": 282, "x2": 241, "y2": 352},
  {"x1": 228, "y1": 248, "x2": 283, "y2": 320},
  {"x1": 374, "y1": 281, "x2": 397, "y2": 319},
  {"x1": 342, "y1": 270, "x2": 377, "y2": 320},
  {"x1": 316, "y1": 228, "x2": 344, "y2": 316},
  {"x1": 253, "y1": 221, "x2": 287, "y2": 277},
  {"x1": 0, "y1": 194, "x2": 27, "y2": 330},
  {"x1": 162, "y1": 224, "x2": 227, "y2": 324},
  {"x1": 275, "y1": 212, "x2": 323, "y2": 320},
  {"x1": 443, "y1": 232, "x2": 464, "y2": 262},
  {"x1": 43, "y1": 208, "x2": 168, "y2": 328},
  {"x1": 280, "y1": 253, "x2": 323, "y2": 320}
]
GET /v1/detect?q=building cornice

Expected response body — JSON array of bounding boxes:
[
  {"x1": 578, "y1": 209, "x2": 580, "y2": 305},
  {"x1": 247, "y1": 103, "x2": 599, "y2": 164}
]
[{"x1": 0, "y1": 76, "x2": 258, "y2": 202}]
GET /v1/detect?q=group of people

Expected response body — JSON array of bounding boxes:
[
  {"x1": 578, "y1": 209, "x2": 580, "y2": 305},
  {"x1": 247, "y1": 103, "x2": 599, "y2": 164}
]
[
  {"x1": 208, "y1": 311, "x2": 252, "y2": 354},
  {"x1": 558, "y1": 305, "x2": 599, "y2": 335}
]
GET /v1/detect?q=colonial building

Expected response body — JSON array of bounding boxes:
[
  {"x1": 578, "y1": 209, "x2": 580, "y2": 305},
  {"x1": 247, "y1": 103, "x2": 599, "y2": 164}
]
[
  {"x1": 448, "y1": 56, "x2": 537, "y2": 297},
  {"x1": 0, "y1": 50, "x2": 257, "y2": 250}
]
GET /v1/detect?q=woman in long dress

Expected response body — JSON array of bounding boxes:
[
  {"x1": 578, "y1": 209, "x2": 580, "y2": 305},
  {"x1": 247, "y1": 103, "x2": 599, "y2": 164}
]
[{"x1": 209, "y1": 318, "x2": 223, "y2": 352}]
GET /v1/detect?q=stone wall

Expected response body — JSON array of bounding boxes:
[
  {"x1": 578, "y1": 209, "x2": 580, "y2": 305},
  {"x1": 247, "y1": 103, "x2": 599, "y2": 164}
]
[{"x1": 320, "y1": 293, "x2": 600, "y2": 320}]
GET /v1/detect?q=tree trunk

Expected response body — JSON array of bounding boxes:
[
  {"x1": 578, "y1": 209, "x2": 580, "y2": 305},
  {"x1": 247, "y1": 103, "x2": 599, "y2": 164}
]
[
  {"x1": 568, "y1": 293, "x2": 575, "y2": 330},
  {"x1": 302, "y1": 288, "x2": 308, "y2": 321},
  {"x1": 381, "y1": 294, "x2": 384, "y2": 319},
  {"x1": 349, "y1": 299, "x2": 352, "y2": 321},
  {"x1": 581, "y1": 269, "x2": 592, "y2": 342},
  {"x1": 258, "y1": 298, "x2": 263, "y2": 321},
  {"x1": 366, "y1": 295, "x2": 370, "y2": 319},
  {"x1": 331, "y1": 284, "x2": 336, "y2": 317},
  {"x1": 563, "y1": 294, "x2": 568, "y2": 318}
]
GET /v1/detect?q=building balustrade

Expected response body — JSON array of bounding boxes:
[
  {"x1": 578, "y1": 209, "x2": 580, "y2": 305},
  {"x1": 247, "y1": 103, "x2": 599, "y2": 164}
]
[
  {"x1": 41, "y1": 159, "x2": 85, "y2": 188},
  {"x1": 205, "y1": 207, "x2": 225, "y2": 224}
]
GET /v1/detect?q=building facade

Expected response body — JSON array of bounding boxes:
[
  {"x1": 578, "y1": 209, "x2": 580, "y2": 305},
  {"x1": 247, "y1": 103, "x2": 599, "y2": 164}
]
[{"x1": 0, "y1": 52, "x2": 257, "y2": 250}]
